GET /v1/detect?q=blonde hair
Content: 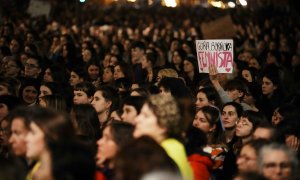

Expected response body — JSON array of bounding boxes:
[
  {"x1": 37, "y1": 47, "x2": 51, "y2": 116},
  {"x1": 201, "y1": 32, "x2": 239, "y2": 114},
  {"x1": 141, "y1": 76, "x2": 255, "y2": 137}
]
[
  {"x1": 157, "y1": 68, "x2": 178, "y2": 79},
  {"x1": 147, "y1": 94, "x2": 181, "y2": 137}
]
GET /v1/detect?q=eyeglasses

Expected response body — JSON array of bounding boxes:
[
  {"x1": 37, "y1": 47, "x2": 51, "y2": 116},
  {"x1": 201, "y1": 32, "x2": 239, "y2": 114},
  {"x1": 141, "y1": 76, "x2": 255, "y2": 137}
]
[
  {"x1": 25, "y1": 63, "x2": 39, "y2": 68},
  {"x1": 236, "y1": 119, "x2": 250, "y2": 126},
  {"x1": 263, "y1": 162, "x2": 291, "y2": 170}
]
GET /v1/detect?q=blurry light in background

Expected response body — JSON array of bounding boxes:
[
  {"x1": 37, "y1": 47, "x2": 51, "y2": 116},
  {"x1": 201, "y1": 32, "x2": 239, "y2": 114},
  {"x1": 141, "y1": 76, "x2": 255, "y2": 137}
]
[
  {"x1": 239, "y1": 0, "x2": 247, "y2": 6},
  {"x1": 79, "y1": 0, "x2": 86, "y2": 3},
  {"x1": 127, "y1": 0, "x2": 137, "y2": 2},
  {"x1": 228, "y1": 1, "x2": 235, "y2": 8},
  {"x1": 210, "y1": 1, "x2": 225, "y2": 8},
  {"x1": 162, "y1": 0, "x2": 177, "y2": 7}
]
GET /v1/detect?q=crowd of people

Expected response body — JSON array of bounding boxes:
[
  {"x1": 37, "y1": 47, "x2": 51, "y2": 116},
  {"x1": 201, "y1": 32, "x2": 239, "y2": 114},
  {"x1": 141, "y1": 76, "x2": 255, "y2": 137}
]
[{"x1": 0, "y1": 3, "x2": 300, "y2": 180}]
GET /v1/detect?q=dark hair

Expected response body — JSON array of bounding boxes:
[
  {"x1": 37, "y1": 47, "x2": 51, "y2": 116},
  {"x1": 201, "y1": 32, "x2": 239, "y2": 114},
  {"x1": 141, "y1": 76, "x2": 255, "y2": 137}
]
[
  {"x1": 72, "y1": 104, "x2": 101, "y2": 140},
  {"x1": 130, "y1": 87, "x2": 150, "y2": 97},
  {"x1": 185, "y1": 126, "x2": 208, "y2": 155},
  {"x1": 115, "y1": 136, "x2": 179, "y2": 180},
  {"x1": 71, "y1": 67, "x2": 86, "y2": 80},
  {"x1": 7, "y1": 106, "x2": 31, "y2": 130},
  {"x1": 40, "y1": 95, "x2": 67, "y2": 112},
  {"x1": 114, "y1": 61, "x2": 134, "y2": 81},
  {"x1": 96, "y1": 86, "x2": 119, "y2": 113},
  {"x1": 131, "y1": 41, "x2": 146, "y2": 51},
  {"x1": 222, "y1": 102, "x2": 243, "y2": 118},
  {"x1": 122, "y1": 96, "x2": 146, "y2": 114},
  {"x1": 73, "y1": 81, "x2": 95, "y2": 98},
  {"x1": 234, "y1": 172, "x2": 267, "y2": 180},
  {"x1": 108, "y1": 120, "x2": 134, "y2": 148},
  {"x1": 243, "y1": 139, "x2": 271, "y2": 157},
  {"x1": 198, "y1": 106, "x2": 226, "y2": 145},
  {"x1": 241, "y1": 110, "x2": 266, "y2": 133},
  {"x1": 40, "y1": 82, "x2": 64, "y2": 96},
  {"x1": 158, "y1": 77, "x2": 193, "y2": 99},
  {"x1": 145, "y1": 52, "x2": 157, "y2": 66},
  {"x1": 46, "y1": 65, "x2": 69, "y2": 84},
  {"x1": 224, "y1": 79, "x2": 248, "y2": 101},
  {"x1": 27, "y1": 106, "x2": 75, "y2": 144},
  {"x1": 197, "y1": 87, "x2": 223, "y2": 110}
]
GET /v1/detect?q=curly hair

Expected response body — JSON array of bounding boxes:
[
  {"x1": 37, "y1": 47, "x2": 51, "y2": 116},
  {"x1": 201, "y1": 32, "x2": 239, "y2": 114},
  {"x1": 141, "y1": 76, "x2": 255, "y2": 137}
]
[{"x1": 146, "y1": 94, "x2": 181, "y2": 138}]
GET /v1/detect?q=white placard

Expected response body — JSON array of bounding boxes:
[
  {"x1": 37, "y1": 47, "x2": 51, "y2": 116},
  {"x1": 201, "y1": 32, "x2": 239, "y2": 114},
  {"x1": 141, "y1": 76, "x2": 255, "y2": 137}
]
[
  {"x1": 27, "y1": 0, "x2": 51, "y2": 18},
  {"x1": 196, "y1": 39, "x2": 234, "y2": 73}
]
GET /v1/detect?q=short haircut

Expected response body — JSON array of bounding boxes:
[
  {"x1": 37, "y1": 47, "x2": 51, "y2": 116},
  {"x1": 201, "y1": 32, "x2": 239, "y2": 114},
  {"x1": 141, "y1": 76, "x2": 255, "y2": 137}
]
[
  {"x1": 131, "y1": 41, "x2": 146, "y2": 51},
  {"x1": 224, "y1": 79, "x2": 248, "y2": 100},
  {"x1": 122, "y1": 96, "x2": 146, "y2": 114},
  {"x1": 73, "y1": 81, "x2": 95, "y2": 97}
]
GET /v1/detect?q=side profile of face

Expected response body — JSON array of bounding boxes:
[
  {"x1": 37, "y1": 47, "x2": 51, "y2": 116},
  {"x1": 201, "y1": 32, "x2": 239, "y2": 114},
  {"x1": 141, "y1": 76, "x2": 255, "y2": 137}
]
[
  {"x1": 195, "y1": 92, "x2": 210, "y2": 110},
  {"x1": 121, "y1": 104, "x2": 138, "y2": 124},
  {"x1": 134, "y1": 103, "x2": 166, "y2": 142},
  {"x1": 26, "y1": 122, "x2": 46, "y2": 160},
  {"x1": 262, "y1": 76, "x2": 277, "y2": 97},
  {"x1": 236, "y1": 117, "x2": 253, "y2": 138},
  {"x1": 261, "y1": 150, "x2": 292, "y2": 180},
  {"x1": 236, "y1": 144, "x2": 258, "y2": 172},
  {"x1": 96, "y1": 126, "x2": 118, "y2": 166},
  {"x1": 9, "y1": 118, "x2": 29, "y2": 156},
  {"x1": 73, "y1": 90, "x2": 91, "y2": 105}
]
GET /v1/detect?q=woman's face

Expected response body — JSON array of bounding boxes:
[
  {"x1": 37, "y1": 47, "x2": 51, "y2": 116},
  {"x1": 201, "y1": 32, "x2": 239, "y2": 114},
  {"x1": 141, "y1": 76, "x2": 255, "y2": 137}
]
[
  {"x1": 134, "y1": 103, "x2": 166, "y2": 141},
  {"x1": 82, "y1": 49, "x2": 92, "y2": 62},
  {"x1": 88, "y1": 65, "x2": 99, "y2": 80},
  {"x1": 69, "y1": 71, "x2": 83, "y2": 87},
  {"x1": 96, "y1": 126, "x2": 118, "y2": 165},
  {"x1": 22, "y1": 86, "x2": 38, "y2": 104},
  {"x1": 39, "y1": 85, "x2": 52, "y2": 98},
  {"x1": 102, "y1": 68, "x2": 113, "y2": 83},
  {"x1": 172, "y1": 51, "x2": 182, "y2": 65},
  {"x1": 195, "y1": 92, "x2": 210, "y2": 109},
  {"x1": 91, "y1": 91, "x2": 111, "y2": 115},
  {"x1": 73, "y1": 90, "x2": 91, "y2": 105},
  {"x1": 43, "y1": 68, "x2": 54, "y2": 82},
  {"x1": 242, "y1": 69, "x2": 252, "y2": 82},
  {"x1": 193, "y1": 110, "x2": 214, "y2": 134},
  {"x1": 236, "y1": 144, "x2": 258, "y2": 172},
  {"x1": 235, "y1": 117, "x2": 253, "y2": 138},
  {"x1": 26, "y1": 122, "x2": 46, "y2": 160},
  {"x1": 141, "y1": 55, "x2": 150, "y2": 69},
  {"x1": 262, "y1": 77, "x2": 277, "y2": 96},
  {"x1": 221, "y1": 105, "x2": 239, "y2": 129},
  {"x1": 0, "y1": 104, "x2": 9, "y2": 121},
  {"x1": 183, "y1": 60, "x2": 194, "y2": 73},
  {"x1": 113, "y1": 65, "x2": 125, "y2": 80}
]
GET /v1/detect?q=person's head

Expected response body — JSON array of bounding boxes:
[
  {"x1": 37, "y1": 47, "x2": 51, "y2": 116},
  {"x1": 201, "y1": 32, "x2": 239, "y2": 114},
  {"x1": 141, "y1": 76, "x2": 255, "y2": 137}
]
[
  {"x1": 240, "y1": 67, "x2": 257, "y2": 83},
  {"x1": 91, "y1": 86, "x2": 119, "y2": 118},
  {"x1": 258, "y1": 143, "x2": 298, "y2": 180},
  {"x1": 24, "y1": 56, "x2": 42, "y2": 78},
  {"x1": 43, "y1": 65, "x2": 69, "y2": 84},
  {"x1": 248, "y1": 58, "x2": 261, "y2": 70},
  {"x1": 221, "y1": 102, "x2": 243, "y2": 129},
  {"x1": 86, "y1": 61, "x2": 100, "y2": 81},
  {"x1": 261, "y1": 66, "x2": 280, "y2": 98},
  {"x1": 156, "y1": 68, "x2": 178, "y2": 83},
  {"x1": 130, "y1": 87, "x2": 150, "y2": 97},
  {"x1": 73, "y1": 82, "x2": 95, "y2": 104},
  {"x1": 8, "y1": 107, "x2": 30, "y2": 156},
  {"x1": 121, "y1": 96, "x2": 146, "y2": 124},
  {"x1": 224, "y1": 79, "x2": 248, "y2": 103},
  {"x1": 114, "y1": 136, "x2": 179, "y2": 180},
  {"x1": 253, "y1": 122, "x2": 276, "y2": 141},
  {"x1": 141, "y1": 52, "x2": 156, "y2": 69},
  {"x1": 3, "y1": 56, "x2": 21, "y2": 77},
  {"x1": 234, "y1": 172, "x2": 267, "y2": 180},
  {"x1": 185, "y1": 126, "x2": 208, "y2": 155},
  {"x1": 193, "y1": 106, "x2": 224, "y2": 144},
  {"x1": 158, "y1": 77, "x2": 193, "y2": 99},
  {"x1": 71, "y1": 104, "x2": 100, "y2": 140},
  {"x1": 131, "y1": 41, "x2": 146, "y2": 64},
  {"x1": 195, "y1": 87, "x2": 223, "y2": 110},
  {"x1": 172, "y1": 49, "x2": 186, "y2": 65},
  {"x1": 237, "y1": 139, "x2": 270, "y2": 173},
  {"x1": 96, "y1": 121, "x2": 134, "y2": 166},
  {"x1": 25, "y1": 106, "x2": 75, "y2": 160},
  {"x1": 69, "y1": 68, "x2": 86, "y2": 87},
  {"x1": 102, "y1": 66, "x2": 114, "y2": 84},
  {"x1": 113, "y1": 62, "x2": 133, "y2": 81},
  {"x1": 0, "y1": 77, "x2": 20, "y2": 96},
  {"x1": 19, "y1": 78, "x2": 40, "y2": 105},
  {"x1": 39, "y1": 82, "x2": 62, "y2": 98},
  {"x1": 134, "y1": 94, "x2": 181, "y2": 142},
  {"x1": 0, "y1": 95, "x2": 21, "y2": 120},
  {"x1": 271, "y1": 104, "x2": 297, "y2": 126},
  {"x1": 39, "y1": 95, "x2": 67, "y2": 112},
  {"x1": 236, "y1": 111, "x2": 265, "y2": 140},
  {"x1": 183, "y1": 55, "x2": 198, "y2": 74}
]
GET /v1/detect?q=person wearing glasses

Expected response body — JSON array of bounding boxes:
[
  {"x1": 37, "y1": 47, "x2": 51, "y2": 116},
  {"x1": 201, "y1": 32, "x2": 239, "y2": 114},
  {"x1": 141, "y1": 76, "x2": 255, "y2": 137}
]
[
  {"x1": 258, "y1": 143, "x2": 299, "y2": 180},
  {"x1": 24, "y1": 56, "x2": 41, "y2": 79}
]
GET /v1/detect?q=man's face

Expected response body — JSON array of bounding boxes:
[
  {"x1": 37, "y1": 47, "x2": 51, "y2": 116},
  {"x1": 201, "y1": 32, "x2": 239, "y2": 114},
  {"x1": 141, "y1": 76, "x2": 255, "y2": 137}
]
[{"x1": 9, "y1": 118, "x2": 29, "y2": 156}]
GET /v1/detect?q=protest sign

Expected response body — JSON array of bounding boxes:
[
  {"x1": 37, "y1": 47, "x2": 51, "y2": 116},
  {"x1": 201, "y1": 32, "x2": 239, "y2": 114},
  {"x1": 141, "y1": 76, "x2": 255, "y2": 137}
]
[
  {"x1": 27, "y1": 0, "x2": 51, "y2": 18},
  {"x1": 196, "y1": 39, "x2": 234, "y2": 73}
]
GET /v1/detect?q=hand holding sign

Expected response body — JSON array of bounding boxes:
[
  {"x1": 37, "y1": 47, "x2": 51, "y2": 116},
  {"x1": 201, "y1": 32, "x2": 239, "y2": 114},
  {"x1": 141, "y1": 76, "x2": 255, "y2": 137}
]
[
  {"x1": 209, "y1": 64, "x2": 218, "y2": 82},
  {"x1": 196, "y1": 39, "x2": 234, "y2": 73}
]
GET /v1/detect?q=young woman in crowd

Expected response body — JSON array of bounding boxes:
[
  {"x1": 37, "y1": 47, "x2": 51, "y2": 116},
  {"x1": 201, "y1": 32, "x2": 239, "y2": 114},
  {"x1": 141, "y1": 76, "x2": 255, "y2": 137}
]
[{"x1": 134, "y1": 94, "x2": 193, "y2": 179}]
